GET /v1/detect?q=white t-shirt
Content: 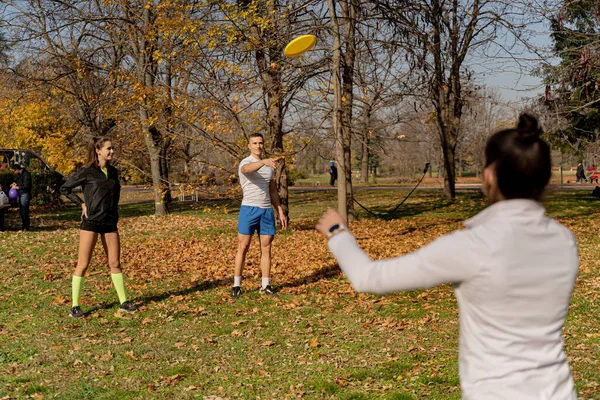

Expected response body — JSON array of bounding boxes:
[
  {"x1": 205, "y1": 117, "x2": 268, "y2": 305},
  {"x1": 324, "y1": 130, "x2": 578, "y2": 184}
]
[
  {"x1": 239, "y1": 155, "x2": 274, "y2": 208},
  {"x1": 328, "y1": 199, "x2": 578, "y2": 399}
]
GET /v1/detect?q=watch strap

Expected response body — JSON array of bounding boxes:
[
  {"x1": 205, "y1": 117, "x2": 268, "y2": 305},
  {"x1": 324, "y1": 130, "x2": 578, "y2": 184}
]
[{"x1": 326, "y1": 224, "x2": 348, "y2": 239}]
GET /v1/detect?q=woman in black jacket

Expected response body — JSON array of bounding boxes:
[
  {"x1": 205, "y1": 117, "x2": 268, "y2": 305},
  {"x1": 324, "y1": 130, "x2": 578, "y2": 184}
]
[{"x1": 60, "y1": 137, "x2": 137, "y2": 319}]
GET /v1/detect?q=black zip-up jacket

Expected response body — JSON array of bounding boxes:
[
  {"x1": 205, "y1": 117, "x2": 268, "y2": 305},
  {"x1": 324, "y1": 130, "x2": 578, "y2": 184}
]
[
  {"x1": 15, "y1": 169, "x2": 32, "y2": 194},
  {"x1": 60, "y1": 164, "x2": 120, "y2": 226}
]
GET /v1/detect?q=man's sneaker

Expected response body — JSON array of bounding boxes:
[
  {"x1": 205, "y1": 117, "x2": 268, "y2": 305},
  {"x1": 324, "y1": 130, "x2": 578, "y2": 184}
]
[
  {"x1": 259, "y1": 285, "x2": 277, "y2": 296},
  {"x1": 231, "y1": 286, "x2": 242, "y2": 299},
  {"x1": 119, "y1": 301, "x2": 137, "y2": 314},
  {"x1": 69, "y1": 306, "x2": 84, "y2": 319}
]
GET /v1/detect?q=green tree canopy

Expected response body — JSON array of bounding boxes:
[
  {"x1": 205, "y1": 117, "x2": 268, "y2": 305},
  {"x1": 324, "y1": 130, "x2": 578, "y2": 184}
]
[{"x1": 543, "y1": 0, "x2": 600, "y2": 150}]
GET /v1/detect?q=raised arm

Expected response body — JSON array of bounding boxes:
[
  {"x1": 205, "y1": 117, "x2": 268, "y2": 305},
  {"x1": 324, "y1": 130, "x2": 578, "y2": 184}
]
[
  {"x1": 241, "y1": 158, "x2": 277, "y2": 174},
  {"x1": 317, "y1": 209, "x2": 480, "y2": 295}
]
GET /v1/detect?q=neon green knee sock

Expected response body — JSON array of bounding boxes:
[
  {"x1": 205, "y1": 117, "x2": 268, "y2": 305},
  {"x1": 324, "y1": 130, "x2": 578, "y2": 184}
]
[
  {"x1": 72, "y1": 275, "x2": 84, "y2": 307},
  {"x1": 111, "y1": 273, "x2": 127, "y2": 304}
]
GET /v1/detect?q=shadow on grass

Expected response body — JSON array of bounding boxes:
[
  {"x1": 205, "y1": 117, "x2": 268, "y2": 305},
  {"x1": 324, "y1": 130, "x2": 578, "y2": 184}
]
[
  {"x1": 351, "y1": 189, "x2": 483, "y2": 221},
  {"x1": 135, "y1": 277, "x2": 233, "y2": 305},
  {"x1": 353, "y1": 222, "x2": 444, "y2": 240},
  {"x1": 82, "y1": 264, "x2": 345, "y2": 315},
  {"x1": 279, "y1": 264, "x2": 342, "y2": 291},
  {"x1": 544, "y1": 190, "x2": 600, "y2": 219},
  {"x1": 32, "y1": 188, "x2": 600, "y2": 233},
  {"x1": 32, "y1": 197, "x2": 241, "y2": 231},
  {"x1": 81, "y1": 277, "x2": 233, "y2": 315},
  {"x1": 165, "y1": 197, "x2": 240, "y2": 216},
  {"x1": 28, "y1": 202, "x2": 158, "y2": 232},
  {"x1": 357, "y1": 198, "x2": 455, "y2": 221}
]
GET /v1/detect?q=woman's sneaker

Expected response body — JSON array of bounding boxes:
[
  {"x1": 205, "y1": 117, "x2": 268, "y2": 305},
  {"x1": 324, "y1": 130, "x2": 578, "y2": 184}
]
[
  {"x1": 69, "y1": 306, "x2": 84, "y2": 319},
  {"x1": 119, "y1": 301, "x2": 137, "y2": 314}
]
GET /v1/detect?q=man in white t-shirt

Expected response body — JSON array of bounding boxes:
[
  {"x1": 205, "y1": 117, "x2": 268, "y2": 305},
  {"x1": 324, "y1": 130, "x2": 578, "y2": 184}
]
[{"x1": 232, "y1": 133, "x2": 288, "y2": 298}]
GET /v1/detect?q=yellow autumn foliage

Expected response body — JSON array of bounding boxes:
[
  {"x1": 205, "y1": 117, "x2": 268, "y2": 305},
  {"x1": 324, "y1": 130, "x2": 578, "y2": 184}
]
[{"x1": 0, "y1": 81, "x2": 79, "y2": 174}]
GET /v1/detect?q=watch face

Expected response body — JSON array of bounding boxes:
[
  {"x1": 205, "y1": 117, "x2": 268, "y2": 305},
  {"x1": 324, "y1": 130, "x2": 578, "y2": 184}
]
[{"x1": 328, "y1": 224, "x2": 340, "y2": 233}]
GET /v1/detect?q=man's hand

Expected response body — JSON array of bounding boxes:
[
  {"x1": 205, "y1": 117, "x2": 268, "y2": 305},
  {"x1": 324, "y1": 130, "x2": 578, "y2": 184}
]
[
  {"x1": 262, "y1": 158, "x2": 278, "y2": 169},
  {"x1": 279, "y1": 211, "x2": 288, "y2": 230},
  {"x1": 316, "y1": 209, "x2": 347, "y2": 238}
]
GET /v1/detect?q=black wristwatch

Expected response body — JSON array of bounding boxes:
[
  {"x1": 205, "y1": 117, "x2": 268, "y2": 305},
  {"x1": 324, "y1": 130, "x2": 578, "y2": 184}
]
[{"x1": 326, "y1": 223, "x2": 348, "y2": 239}]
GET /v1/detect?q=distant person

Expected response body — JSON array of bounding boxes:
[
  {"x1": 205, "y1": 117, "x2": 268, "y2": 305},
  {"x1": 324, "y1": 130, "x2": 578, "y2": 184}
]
[
  {"x1": 576, "y1": 161, "x2": 587, "y2": 184},
  {"x1": 329, "y1": 161, "x2": 338, "y2": 186},
  {"x1": 232, "y1": 133, "x2": 288, "y2": 298},
  {"x1": 587, "y1": 165, "x2": 595, "y2": 183},
  {"x1": 60, "y1": 137, "x2": 137, "y2": 318},
  {"x1": 0, "y1": 183, "x2": 9, "y2": 231},
  {"x1": 11, "y1": 164, "x2": 32, "y2": 231},
  {"x1": 317, "y1": 114, "x2": 578, "y2": 399}
]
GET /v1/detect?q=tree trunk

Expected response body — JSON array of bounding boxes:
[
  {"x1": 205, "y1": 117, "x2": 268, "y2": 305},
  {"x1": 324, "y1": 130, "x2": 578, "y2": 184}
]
[
  {"x1": 271, "y1": 131, "x2": 289, "y2": 220},
  {"x1": 360, "y1": 103, "x2": 371, "y2": 183},
  {"x1": 159, "y1": 139, "x2": 172, "y2": 203},
  {"x1": 442, "y1": 143, "x2": 457, "y2": 199},
  {"x1": 436, "y1": 105, "x2": 460, "y2": 199},
  {"x1": 360, "y1": 137, "x2": 369, "y2": 183},
  {"x1": 340, "y1": 0, "x2": 358, "y2": 219},
  {"x1": 327, "y1": 0, "x2": 348, "y2": 220},
  {"x1": 140, "y1": 109, "x2": 169, "y2": 215},
  {"x1": 248, "y1": 5, "x2": 289, "y2": 221},
  {"x1": 136, "y1": 6, "x2": 168, "y2": 216}
]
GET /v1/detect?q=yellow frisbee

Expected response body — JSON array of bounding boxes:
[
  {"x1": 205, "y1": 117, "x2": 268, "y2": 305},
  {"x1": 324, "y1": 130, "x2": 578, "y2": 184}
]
[{"x1": 284, "y1": 34, "x2": 317, "y2": 58}]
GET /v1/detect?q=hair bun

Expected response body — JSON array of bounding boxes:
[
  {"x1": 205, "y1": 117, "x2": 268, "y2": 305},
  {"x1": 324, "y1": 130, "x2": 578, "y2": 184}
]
[{"x1": 517, "y1": 113, "x2": 542, "y2": 140}]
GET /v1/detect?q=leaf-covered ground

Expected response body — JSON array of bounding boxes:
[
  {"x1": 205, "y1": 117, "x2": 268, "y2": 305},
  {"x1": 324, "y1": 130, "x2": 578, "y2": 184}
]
[{"x1": 0, "y1": 190, "x2": 598, "y2": 399}]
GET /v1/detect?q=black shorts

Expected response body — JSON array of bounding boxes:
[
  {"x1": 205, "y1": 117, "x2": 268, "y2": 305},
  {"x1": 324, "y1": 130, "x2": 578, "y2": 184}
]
[{"x1": 80, "y1": 221, "x2": 118, "y2": 234}]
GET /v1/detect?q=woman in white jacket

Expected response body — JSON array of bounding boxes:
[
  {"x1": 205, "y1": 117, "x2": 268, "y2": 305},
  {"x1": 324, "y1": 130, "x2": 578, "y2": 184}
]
[{"x1": 316, "y1": 114, "x2": 578, "y2": 399}]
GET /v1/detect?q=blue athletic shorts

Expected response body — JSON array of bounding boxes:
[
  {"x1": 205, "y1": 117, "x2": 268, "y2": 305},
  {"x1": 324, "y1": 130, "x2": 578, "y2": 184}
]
[{"x1": 238, "y1": 205, "x2": 276, "y2": 236}]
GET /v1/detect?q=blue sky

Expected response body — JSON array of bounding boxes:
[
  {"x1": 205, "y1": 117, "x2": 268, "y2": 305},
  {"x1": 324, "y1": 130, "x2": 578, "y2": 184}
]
[
  {"x1": 472, "y1": 15, "x2": 555, "y2": 105},
  {"x1": 486, "y1": 70, "x2": 543, "y2": 102}
]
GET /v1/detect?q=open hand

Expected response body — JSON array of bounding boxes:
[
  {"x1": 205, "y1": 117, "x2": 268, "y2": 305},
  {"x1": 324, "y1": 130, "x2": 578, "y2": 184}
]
[
  {"x1": 262, "y1": 158, "x2": 278, "y2": 169},
  {"x1": 279, "y1": 213, "x2": 288, "y2": 230}
]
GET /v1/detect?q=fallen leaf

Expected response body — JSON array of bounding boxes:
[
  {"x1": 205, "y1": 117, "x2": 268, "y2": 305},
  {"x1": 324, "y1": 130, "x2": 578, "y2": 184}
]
[
  {"x1": 310, "y1": 337, "x2": 319, "y2": 348},
  {"x1": 53, "y1": 295, "x2": 69, "y2": 305}
]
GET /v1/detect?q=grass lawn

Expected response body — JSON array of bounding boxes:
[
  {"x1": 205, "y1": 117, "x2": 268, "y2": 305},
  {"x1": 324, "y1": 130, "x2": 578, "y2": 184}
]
[{"x1": 0, "y1": 189, "x2": 598, "y2": 399}]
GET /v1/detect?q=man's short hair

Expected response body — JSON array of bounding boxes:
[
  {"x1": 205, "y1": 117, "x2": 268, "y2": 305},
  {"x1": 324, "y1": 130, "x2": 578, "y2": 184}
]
[
  {"x1": 11, "y1": 163, "x2": 22, "y2": 171},
  {"x1": 248, "y1": 133, "x2": 264, "y2": 141}
]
